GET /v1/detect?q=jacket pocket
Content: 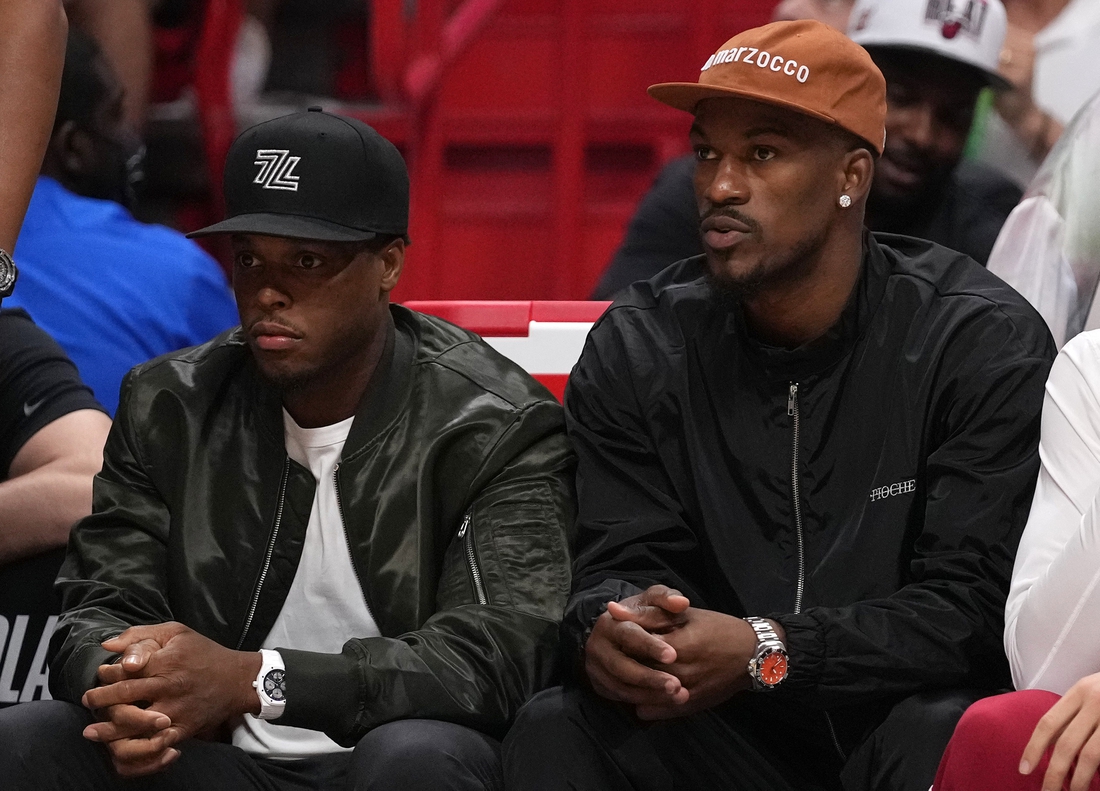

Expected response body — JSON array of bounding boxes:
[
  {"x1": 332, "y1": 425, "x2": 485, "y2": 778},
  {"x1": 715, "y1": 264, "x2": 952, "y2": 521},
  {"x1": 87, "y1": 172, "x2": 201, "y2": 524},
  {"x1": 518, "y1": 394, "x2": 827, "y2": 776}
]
[{"x1": 469, "y1": 481, "x2": 572, "y2": 619}]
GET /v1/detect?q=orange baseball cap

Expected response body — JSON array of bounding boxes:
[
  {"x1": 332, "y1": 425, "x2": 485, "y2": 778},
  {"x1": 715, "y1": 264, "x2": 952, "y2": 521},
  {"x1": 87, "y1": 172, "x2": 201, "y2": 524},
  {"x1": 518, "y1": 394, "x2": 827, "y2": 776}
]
[{"x1": 649, "y1": 20, "x2": 887, "y2": 155}]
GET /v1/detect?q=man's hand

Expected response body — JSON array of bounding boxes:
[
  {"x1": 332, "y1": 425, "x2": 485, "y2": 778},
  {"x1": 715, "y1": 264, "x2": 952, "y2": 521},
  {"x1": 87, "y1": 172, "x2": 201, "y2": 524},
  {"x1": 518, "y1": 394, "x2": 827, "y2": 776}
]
[
  {"x1": 632, "y1": 609, "x2": 759, "y2": 721},
  {"x1": 1019, "y1": 672, "x2": 1100, "y2": 791},
  {"x1": 81, "y1": 622, "x2": 262, "y2": 778},
  {"x1": 583, "y1": 585, "x2": 691, "y2": 707}
]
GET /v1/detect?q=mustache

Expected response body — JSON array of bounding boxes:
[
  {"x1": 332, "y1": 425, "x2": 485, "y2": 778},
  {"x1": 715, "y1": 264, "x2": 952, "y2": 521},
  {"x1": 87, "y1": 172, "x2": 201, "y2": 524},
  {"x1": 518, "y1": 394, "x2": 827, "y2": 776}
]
[{"x1": 699, "y1": 205, "x2": 762, "y2": 235}]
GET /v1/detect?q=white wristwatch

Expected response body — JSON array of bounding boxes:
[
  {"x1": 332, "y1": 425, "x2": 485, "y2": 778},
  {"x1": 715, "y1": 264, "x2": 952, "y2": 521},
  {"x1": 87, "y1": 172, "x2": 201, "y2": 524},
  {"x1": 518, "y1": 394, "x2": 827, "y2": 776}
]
[{"x1": 252, "y1": 649, "x2": 286, "y2": 720}]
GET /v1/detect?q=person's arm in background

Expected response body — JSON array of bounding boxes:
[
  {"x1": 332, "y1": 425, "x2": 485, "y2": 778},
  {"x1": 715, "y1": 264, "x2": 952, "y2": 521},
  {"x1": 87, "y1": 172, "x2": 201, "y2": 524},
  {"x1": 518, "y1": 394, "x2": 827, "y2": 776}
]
[
  {"x1": 0, "y1": 0, "x2": 67, "y2": 252},
  {"x1": 64, "y1": 0, "x2": 152, "y2": 130},
  {"x1": 0, "y1": 311, "x2": 111, "y2": 564},
  {"x1": 1, "y1": 411, "x2": 110, "y2": 564}
]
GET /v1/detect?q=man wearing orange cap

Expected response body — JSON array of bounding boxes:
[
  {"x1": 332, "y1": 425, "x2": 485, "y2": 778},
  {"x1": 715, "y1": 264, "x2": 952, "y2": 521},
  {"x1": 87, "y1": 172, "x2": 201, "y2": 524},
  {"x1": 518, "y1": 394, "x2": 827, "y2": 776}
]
[{"x1": 504, "y1": 19, "x2": 1053, "y2": 791}]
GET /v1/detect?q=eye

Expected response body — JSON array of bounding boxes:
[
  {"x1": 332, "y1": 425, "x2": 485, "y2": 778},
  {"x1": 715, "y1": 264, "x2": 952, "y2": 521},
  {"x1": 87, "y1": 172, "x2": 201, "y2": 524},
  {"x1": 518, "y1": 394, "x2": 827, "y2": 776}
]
[
  {"x1": 694, "y1": 145, "x2": 718, "y2": 162},
  {"x1": 297, "y1": 254, "x2": 323, "y2": 270},
  {"x1": 235, "y1": 252, "x2": 258, "y2": 268},
  {"x1": 752, "y1": 147, "x2": 776, "y2": 162}
]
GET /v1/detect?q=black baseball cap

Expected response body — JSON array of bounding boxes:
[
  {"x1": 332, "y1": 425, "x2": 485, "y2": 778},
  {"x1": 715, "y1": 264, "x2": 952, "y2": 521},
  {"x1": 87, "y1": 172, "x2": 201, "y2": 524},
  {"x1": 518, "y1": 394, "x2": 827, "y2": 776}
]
[{"x1": 188, "y1": 108, "x2": 409, "y2": 242}]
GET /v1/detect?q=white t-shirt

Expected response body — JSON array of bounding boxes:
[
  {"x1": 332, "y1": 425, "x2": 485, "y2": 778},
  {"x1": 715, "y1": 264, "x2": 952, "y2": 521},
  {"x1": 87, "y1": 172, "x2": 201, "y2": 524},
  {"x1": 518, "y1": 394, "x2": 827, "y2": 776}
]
[
  {"x1": 233, "y1": 410, "x2": 381, "y2": 759},
  {"x1": 1005, "y1": 329, "x2": 1100, "y2": 694}
]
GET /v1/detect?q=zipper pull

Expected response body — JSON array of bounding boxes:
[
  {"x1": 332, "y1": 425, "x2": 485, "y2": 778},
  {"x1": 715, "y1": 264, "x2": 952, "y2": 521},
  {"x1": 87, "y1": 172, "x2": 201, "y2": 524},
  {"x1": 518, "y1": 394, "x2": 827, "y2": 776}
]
[
  {"x1": 457, "y1": 513, "x2": 470, "y2": 538},
  {"x1": 788, "y1": 383, "x2": 798, "y2": 416}
]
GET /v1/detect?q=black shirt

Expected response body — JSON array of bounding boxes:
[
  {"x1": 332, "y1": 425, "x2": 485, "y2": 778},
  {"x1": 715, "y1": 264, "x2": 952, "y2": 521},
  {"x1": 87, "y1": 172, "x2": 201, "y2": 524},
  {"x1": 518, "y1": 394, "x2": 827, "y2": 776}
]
[
  {"x1": 592, "y1": 155, "x2": 1022, "y2": 299},
  {"x1": 0, "y1": 308, "x2": 104, "y2": 707}
]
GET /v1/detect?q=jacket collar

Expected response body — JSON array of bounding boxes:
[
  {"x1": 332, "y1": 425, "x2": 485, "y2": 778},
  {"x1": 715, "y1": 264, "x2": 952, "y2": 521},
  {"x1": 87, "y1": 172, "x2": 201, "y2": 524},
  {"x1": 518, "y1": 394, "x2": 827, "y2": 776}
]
[
  {"x1": 730, "y1": 230, "x2": 892, "y2": 381},
  {"x1": 249, "y1": 309, "x2": 414, "y2": 457}
]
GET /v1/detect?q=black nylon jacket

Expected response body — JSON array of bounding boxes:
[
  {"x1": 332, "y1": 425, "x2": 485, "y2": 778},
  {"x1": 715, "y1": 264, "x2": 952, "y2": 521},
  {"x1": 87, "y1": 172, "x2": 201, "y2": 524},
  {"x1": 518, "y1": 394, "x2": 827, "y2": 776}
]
[
  {"x1": 564, "y1": 233, "x2": 1055, "y2": 753},
  {"x1": 50, "y1": 305, "x2": 576, "y2": 744}
]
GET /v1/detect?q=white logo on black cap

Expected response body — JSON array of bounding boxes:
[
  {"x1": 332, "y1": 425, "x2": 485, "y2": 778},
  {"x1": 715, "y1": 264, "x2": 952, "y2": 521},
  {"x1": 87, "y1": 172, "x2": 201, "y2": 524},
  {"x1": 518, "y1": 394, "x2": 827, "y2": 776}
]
[{"x1": 254, "y1": 149, "x2": 301, "y2": 191}]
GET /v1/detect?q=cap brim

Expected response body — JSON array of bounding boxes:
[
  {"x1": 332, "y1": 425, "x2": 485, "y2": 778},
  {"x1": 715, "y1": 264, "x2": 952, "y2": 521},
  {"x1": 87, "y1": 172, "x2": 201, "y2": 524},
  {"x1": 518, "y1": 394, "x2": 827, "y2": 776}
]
[
  {"x1": 649, "y1": 82, "x2": 839, "y2": 127},
  {"x1": 186, "y1": 212, "x2": 381, "y2": 242},
  {"x1": 859, "y1": 43, "x2": 1013, "y2": 91}
]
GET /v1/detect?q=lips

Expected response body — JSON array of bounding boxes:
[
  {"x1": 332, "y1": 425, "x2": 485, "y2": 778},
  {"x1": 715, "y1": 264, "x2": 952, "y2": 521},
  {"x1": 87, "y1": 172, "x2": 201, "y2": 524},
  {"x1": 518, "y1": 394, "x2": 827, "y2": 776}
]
[
  {"x1": 879, "y1": 150, "x2": 931, "y2": 189},
  {"x1": 700, "y1": 213, "x2": 754, "y2": 251},
  {"x1": 250, "y1": 320, "x2": 302, "y2": 351}
]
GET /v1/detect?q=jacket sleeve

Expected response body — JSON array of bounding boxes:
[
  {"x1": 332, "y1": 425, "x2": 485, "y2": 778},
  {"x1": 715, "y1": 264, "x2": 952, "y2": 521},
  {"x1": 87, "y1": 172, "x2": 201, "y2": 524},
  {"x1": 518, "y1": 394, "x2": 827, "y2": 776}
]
[
  {"x1": 559, "y1": 315, "x2": 711, "y2": 663},
  {"x1": 278, "y1": 398, "x2": 576, "y2": 743},
  {"x1": 48, "y1": 371, "x2": 174, "y2": 702},
  {"x1": 771, "y1": 321, "x2": 1054, "y2": 706}
]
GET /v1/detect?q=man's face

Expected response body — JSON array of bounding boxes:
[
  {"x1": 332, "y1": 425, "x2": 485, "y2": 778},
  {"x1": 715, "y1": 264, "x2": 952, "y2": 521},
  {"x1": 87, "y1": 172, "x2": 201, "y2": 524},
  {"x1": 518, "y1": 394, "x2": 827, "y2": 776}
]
[
  {"x1": 690, "y1": 97, "x2": 856, "y2": 296},
  {"x1": 872, "y1": 51, "x2": 986, "y2": 205},
  {"x1": 232, "y1": 234, "x2": 402, "y2": 393}
]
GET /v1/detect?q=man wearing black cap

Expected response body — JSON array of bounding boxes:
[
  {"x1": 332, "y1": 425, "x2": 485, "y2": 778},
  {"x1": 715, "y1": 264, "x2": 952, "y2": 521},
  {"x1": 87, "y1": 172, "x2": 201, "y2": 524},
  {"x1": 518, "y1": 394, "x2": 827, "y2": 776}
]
[
  {"x1": 505, "y1": 19, "x2": 1052, "y2": 791},
  {"x1": 0, "y1": 109, "x2": 575, "y2": 791}
]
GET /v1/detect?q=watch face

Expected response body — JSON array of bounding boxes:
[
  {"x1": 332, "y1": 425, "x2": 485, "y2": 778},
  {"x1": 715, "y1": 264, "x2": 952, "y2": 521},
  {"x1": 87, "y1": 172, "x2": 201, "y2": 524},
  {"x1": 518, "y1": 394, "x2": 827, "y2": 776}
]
[
  {"x1": 263, "y1": 669, "x2": 286, "y2": 701},
  {"x1": 0, "y1": 250, "x2": 16, "y2": 298},
  {"x1": 759, "y1": 652, "x2": 788, "y2": 686}
]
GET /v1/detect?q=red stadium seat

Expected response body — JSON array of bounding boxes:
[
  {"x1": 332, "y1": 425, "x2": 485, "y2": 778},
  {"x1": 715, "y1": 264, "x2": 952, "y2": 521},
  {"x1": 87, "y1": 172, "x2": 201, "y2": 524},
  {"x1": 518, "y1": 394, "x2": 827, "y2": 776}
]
[{"x1": 404, "y1": 300, "x2": 612, "y2": 400}]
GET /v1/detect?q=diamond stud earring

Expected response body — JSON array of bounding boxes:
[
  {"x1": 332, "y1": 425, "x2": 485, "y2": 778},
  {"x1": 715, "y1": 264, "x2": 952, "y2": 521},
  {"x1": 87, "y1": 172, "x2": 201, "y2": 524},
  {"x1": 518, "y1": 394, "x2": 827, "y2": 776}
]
[{"x1": 839, "y1": 194, "x2": 852, "y2": 208}]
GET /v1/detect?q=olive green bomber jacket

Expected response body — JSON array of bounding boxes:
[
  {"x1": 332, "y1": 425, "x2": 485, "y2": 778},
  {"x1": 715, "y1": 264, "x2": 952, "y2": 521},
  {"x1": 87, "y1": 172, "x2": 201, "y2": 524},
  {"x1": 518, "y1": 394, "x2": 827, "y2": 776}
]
[{"x1": 49, "y1": 305, "x2": 576, "y2": 744}]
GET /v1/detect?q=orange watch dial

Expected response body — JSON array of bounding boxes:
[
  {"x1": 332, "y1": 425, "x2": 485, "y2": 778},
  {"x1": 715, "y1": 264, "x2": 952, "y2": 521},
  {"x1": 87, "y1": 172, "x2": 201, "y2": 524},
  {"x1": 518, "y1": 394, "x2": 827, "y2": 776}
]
[{"x1": 760, "y1": 652, "x2": 788, "y2": 685}]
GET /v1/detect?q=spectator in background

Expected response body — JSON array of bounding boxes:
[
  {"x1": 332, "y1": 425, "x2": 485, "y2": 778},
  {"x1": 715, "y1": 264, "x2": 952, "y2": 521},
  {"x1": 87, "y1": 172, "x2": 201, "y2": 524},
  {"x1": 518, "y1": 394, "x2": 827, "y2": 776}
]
[
  {"x1": 592, "y1": 0, "x2": 1019, "y2": 299},
  {"x1": 6, "y1": 29, "x2": 238, "y2": 415},
  {"x1": 0, "y1": 310, "x2": 110, "y2": 709},
  {"x1": 0, "y1": 0, "x2": 111, "y2": 713},
  {"x1": 972, "y1": 0, "x2": 1100, "y2": 188},
  {"x1": 65, "y1": 0, "x2": 154, "y2": 129}
]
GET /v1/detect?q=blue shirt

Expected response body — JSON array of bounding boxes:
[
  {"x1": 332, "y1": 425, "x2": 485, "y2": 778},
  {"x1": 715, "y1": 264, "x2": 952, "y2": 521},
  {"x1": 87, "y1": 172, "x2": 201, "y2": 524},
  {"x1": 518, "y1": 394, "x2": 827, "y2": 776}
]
[{"x1": 8, "y1": 177, "x2": 239, "y2": 414}]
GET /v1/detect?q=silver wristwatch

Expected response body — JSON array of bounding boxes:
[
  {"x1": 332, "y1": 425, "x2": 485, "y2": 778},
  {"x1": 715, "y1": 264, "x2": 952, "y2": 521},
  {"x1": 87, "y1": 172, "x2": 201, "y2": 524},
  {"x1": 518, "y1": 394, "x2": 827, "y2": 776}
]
[
  {"x1": 745, "y1": 616, "x2": 789, "y2": 690},
  {"x1": 252, "y1": 649, "x2": 286, "y2": 720},
  {"x1": 0, "y1": 248, "x2": 17, "y2": 303}
]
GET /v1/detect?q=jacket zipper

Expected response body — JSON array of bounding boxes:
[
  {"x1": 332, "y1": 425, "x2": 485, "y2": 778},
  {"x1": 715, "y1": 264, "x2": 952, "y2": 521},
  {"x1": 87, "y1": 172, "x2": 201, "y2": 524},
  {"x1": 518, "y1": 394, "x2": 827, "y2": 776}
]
[
  {"x1": 236, "y1": 457, "x2": 290, "y2": 650},
  {"x1": 824, "y1": 711, "x2": 846, "y2": 761},
  {"x1": 788, "y1": 384, "x2": 846, "y2": 762},
  {"x1": 332, "y1": 463, "x2": 376, "y2": 622},
  {"x1": 457, "y1": 512, "x2": 488, "y2": 605},
  {"x1": 788, "y1": 382, "x2": 806, "y2": 615}
]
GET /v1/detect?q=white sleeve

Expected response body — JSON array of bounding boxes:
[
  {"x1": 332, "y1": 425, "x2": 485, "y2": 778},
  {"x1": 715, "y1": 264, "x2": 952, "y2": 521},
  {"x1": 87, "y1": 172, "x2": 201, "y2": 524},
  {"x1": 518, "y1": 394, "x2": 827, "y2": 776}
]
[{"x1": 1005, "y1": 330, "x2": 1100, "y2": 694}]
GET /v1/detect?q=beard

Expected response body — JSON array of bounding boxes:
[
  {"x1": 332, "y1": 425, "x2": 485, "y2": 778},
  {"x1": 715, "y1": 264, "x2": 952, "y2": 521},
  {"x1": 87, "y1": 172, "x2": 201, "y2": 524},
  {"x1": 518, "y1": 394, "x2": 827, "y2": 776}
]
[{"x1": 705, "y1": 225, "x2": 829, "y2": 306}]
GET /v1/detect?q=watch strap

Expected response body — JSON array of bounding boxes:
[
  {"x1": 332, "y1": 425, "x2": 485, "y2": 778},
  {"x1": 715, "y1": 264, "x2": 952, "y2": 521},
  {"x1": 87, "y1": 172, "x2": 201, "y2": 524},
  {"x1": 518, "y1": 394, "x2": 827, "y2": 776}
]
[
  {"x1": 252, "y1": 648, "x2": 286, "y2": 720},
  {"x1": 745, "y1": 616, "x2": 788, "y2": 690}
]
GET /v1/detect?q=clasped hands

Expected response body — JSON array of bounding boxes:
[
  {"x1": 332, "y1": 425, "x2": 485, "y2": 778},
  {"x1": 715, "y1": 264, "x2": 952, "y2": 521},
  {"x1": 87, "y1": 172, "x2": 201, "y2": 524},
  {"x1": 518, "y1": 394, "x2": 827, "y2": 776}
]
[
  {"x1": 80, "y1": 622, "x2": 261, "y2": 778},
  {"x1": 583, "y1": 585, "x2": 769, "y2": 720}
]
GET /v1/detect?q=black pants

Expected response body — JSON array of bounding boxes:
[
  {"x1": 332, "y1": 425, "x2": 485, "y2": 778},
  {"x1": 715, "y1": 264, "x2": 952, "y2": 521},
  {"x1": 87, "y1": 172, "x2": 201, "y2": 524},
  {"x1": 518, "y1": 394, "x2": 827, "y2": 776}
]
[
  {"x1": 503, "y1": 686, "x2": 983, "y2": 791},
  {"x1": 0, "y1": 700, "x2": 503, "y2": 791}
]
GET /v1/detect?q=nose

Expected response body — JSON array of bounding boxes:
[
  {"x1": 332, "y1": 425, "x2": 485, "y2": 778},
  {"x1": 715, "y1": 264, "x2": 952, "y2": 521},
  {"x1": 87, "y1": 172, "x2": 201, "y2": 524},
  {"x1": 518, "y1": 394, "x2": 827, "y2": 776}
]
[
  {"x1": 698, "y1": 155, "x2": 749, "y2": 209},
  {"x1": 903, "y1": 101, "x2": 937, "y2": 151},
  {"x1": 256, "y1": 284, "x2": 290, "y2": 312}
]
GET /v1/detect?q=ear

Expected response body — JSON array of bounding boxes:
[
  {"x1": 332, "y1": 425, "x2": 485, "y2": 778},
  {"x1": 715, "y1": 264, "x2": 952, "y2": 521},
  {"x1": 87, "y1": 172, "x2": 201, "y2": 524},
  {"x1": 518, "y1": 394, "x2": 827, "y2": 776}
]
[
  {"x1": 50, "y1": 121, "x2": 96, "y2": 179},
  {"x1": 840, "y1": 148, "x2": 875, "y2": 204},
  {"x1": 377, "y1": 239, "x2": 406, "y2": 297}
]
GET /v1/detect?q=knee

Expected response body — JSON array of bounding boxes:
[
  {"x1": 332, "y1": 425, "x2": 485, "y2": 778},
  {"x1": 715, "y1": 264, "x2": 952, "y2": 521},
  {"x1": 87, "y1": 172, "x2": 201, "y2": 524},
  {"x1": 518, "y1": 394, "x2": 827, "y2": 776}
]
[
  {"x1": 950, "y1": 690, "x2": 1059, "y2": 754},
  {"x1": 0, "y1": 701, "x2": 93, "y2": 776},
  {"x1": 352, "y1": 719, "x2": 501, "y2": 790}
]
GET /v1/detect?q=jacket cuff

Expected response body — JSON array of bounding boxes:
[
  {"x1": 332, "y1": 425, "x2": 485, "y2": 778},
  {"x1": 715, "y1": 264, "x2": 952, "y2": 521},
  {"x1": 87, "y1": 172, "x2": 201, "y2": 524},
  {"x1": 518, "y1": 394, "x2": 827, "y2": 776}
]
[
  {"x1": 59, "y1": 643, "x2": 120, "y2": 702},
  {"x1": 770, "y1": 611, "x2": 825, "y2": 696},
  {"x1": 278, "y1": 646, "x2": 361, "y2": 744}
]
